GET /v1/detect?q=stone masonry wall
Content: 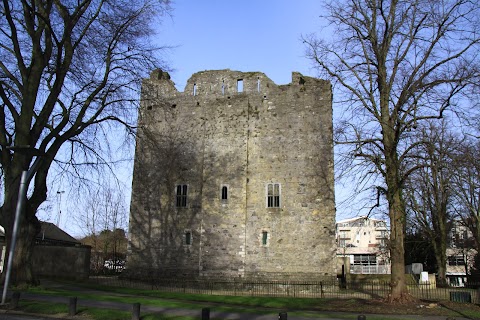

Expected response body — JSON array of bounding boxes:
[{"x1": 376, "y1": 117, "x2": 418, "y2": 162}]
[{"x1": 128, "y1": 69, "x2": 336, "y2": 279}]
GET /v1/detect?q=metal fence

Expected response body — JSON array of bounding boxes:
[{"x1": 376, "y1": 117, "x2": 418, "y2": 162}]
[{"x1": 88, "y1": 276, "x2": 480, "y2": 303}]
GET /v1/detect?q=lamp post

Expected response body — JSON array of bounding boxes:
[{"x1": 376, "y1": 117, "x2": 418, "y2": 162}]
[
  {"x1": 56, "y1": 190, "x2": 65, "y2": 226},
  {"x1": 1, "y1": 147, "x2": 45, "y2": 305}
]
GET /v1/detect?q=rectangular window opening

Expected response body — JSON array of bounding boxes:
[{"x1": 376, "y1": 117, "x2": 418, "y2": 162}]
[
  {"x1": 262, "y1": 231, "x2": 268, "y2": 246},
  {"x1": 222, "y1": 80, "x2": 225, "y2": 95},
  {"x1": 237, "y1": 79, "x2": 243, "y2": 93},
  {"x1": 353, "y1": 254, "x2": 377, "y2": 266},
  {"x1": 257, "y1": 77, "x2": 260, "y2": 92},
  {"x1": 267, "y1": 183, "x2": 280, "y2": 208},
  {"x1": 221, "y1": 185, "x2": 228, "y2": 200},
  {"x1": 448, "y1": 256, "x2": 465, "y2": 266},
  {"x1": 185, "y1": 231, "x2": 192, "y2": 245},
  {"x1": 193, "y1": 83, "x2": 197, "y2": 96},
  {"x1": 176, "y1": 184, "x2": 188, "y2": 207}
]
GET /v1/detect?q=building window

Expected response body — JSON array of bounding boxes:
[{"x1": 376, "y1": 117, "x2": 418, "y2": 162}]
[
  {"x1": 448, "y1": 255, "x2": 465, "y2": 266},
  {"x1": 266, "y1": 183, "x2": 280, "y2": 208},
  {"x1": 237, "y1": 79, "x2": 243, "y2": 92},
  {"x1": 221, "y1": 185, "x2": 228, "y2": 201},
  {"x1": 339, "y1": 231, "x2": 348, "y2": 239},
  {"x1": 185, "y1": 231, "x2": 192, "y2": 245},
  {"x1": 193, "y1": 83, "x2": 197, "y2": 96},
  {"x1": 262, "y1": 231, "x2": 268, "y2": 246},
  {"x1": 353, "y1": 254, "x2": 377, "y2": 266},
  {"x1": 176, "y1": 184, "x2": 188, "y2": 207}
]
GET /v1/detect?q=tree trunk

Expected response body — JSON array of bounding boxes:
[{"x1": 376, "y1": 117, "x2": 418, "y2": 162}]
[
  {"x1": 1, "y1": 206, "x2": 40, "y2": 286},
  {"x1": 437, "y1": 262, "x2": 447, "y2": 287},
  {"x1": 388, "y1": 191, "x2": 409, "y2": 302},
  {"x1": 1, "y1": 171, "x2": 43, "y2": 286},
  {"x1": 433, "y1": 232, "x2": 448, "y2": 287},
  {"x1": 383, "y1": 124, "x2": 411, "y2": 302},
  {"x1": 7, "y1": 213, "x2": 40, "y2": 286}
]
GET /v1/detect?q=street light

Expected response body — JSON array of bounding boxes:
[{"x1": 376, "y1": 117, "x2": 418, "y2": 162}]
[
  {"x1": 1, "y1": 146, "x2": 45, "y2": 305},
  {"x1": 56, "y1": 191, "x2": 65, "y2": 226}
]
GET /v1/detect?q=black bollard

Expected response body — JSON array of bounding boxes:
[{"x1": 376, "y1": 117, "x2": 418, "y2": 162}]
[
  {"x1": 279, "y1": 311, "x2": 288, "y2": 320},
  {"x1": 201, "y1": 307, "x2": 210, "y2": 320},
  {"x1": 132, "y1": 303, "x2": 141, "y2": 320},
  {"x1": 68, "y1": 297, "x2": 77, "y2": 316},
  {"x1": 358, "y1": 315, "x2": 366, "y2": 320},
  {"x1": 10, "y1": 292, "x2": 20, "y2": 309}
]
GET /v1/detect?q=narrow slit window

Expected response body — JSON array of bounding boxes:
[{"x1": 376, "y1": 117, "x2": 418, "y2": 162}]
[
  {"x1": 176, "y1": 184, "x2": 188, "y2": 207},
  {"x1": 221, "y1": 186, "x2": 228, "y2": 200},
  {"x1": 267, "y1": 183, "x2": 280, "y2": 208},
  {"x1": 185, "y1": 231, "x2": 192, "y2": 245},
  {"x1": 262, "y1": 231, "x2": 268, "y2": 246},
  {"x1": 222, "y1": 80, "x2": 225, "y2": 95},
  {"x1": 237, "y1": 79, "x2": 243, "y2": 93},
  {"x1": 193, "y1": 83, "x2": 197, "y2": 96},
  {"x1": 257, "y1": 77, "x2": 261, "y2": 92}
]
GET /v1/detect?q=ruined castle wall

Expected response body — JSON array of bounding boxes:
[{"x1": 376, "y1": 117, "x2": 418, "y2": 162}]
[
  {"x1": 128, "y1": 69, "x2": 336, "y2": 279},
  {"x1": 243, "y1": 74, "x2": 336, "y2": 277}
]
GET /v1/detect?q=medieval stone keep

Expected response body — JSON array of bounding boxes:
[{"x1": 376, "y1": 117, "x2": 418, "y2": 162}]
[{"x1": 127, "y1": 69, "x2": 336, "y2": 279}]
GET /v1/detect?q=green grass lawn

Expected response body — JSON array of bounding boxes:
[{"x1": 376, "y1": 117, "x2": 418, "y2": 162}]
[{"x1": 5, "y1": 281, "x2": 479, "y2": 320}]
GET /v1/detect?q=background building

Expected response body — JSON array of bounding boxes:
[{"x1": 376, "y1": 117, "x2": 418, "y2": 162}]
[
  {"x1": 1, "y1": 222, "x2": 90, "y2": 279},
  {"x1": 127, "y1": 69, "x2": 336, "y2": 279},
  {"x1": 336, "y1": 216, "x2": 390, "y2": 275},
  {"x1": 447, "y1": 220, "x2": 477, "y2": 286}
]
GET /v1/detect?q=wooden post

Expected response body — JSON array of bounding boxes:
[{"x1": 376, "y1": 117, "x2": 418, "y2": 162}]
[
  {"x1": 10, "y1": 292, "x2": 20, "y2": 309},
  {"x1": 201, "y1": 307, "x2": 210, "y2": 320},
  {"x1": 68, "y1": 297, "x2": 77, "y2": 316},
  {"x1": 132, "y1": 303, "x2": 141, "y2": 320}
]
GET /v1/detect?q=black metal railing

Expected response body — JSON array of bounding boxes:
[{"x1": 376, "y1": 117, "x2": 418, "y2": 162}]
[{"x1": 87, "y1": 276, "x2": 480, "y2": 303}]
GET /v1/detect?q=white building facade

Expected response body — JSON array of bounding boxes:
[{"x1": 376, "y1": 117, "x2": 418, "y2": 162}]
[
  {"x1": 336, "y1": 216, "x2": 390, "y2": 275},
  {"x1": 446, "y1": 220, "x2": 477, "y2": 286}
]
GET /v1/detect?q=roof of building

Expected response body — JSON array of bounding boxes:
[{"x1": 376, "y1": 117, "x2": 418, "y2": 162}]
[
  {"x1": 336, "y1": 216, "x2": 385, "y2": 224},
  {"x1": 37, "y1": 222, "x2": 80, "y2": 245}
]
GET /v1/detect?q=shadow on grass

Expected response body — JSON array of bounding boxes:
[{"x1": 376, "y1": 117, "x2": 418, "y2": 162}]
[{"x1": 438, "y1": 301, "x2": 478, "y2": 320}]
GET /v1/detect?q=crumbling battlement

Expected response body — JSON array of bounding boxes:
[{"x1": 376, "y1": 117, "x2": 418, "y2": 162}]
[{"x1": 144, "y1": 69, "x2": 330, "y2": 98}]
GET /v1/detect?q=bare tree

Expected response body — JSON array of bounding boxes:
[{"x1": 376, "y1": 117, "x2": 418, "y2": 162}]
[
  {"x1": 451, "y1": 139, "x2": 480, "y2": 251},
  {"x1": 304, "y1": 0, "x2": 479, "y2": 301},
  {"x1": 76, "y1": 185, "x2": 128, "y2": 273},
  {"x1": 0, "y1": 0, "x2": 170, "y2": 285},
  {"x1": 76, "y1": 186, "x2": 103, "y2": 272},
  {"x1": 404, "y1": 121, "x2": 459, "y2": 286}
]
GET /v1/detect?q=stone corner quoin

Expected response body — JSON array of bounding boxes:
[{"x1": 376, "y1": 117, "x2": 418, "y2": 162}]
[{"x1": 127, "y1": 69, "x2": 336, "y2": 280}]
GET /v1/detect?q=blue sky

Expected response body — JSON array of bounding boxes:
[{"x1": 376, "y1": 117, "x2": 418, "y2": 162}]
[{"x1": 156, "y1": 1, "x2": 324, "y2": 90}]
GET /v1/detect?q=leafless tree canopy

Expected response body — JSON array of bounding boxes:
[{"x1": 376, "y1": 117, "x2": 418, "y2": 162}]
[
  {"x1": 451, "y1": 138, "x2": 480, "y2": 249},
  {"x1": 0, "y1": 0, "x2": 170, "y2": 285},
  {"x1": 76, "y1": 184, "x2": 128, "y2": 273},
  {"x1": 404, "y1": 121, "x2": 460, "y2": 285},
  {"x1": 305, "y1": 0, "x2": 479, "y2": 174},
  {"x1": 304, "y1": 0, "x2": 479, "y2": 301}
]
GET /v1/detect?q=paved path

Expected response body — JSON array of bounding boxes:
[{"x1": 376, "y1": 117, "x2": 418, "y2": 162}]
[
  {"x1": 0, "y1": 280, "x2": 473, "y2": 320},
  {"x1": 0, "y1": 314, "x2": 62, "y2": 320}
]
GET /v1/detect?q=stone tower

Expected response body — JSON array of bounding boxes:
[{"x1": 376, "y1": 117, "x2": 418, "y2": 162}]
[{"x1": 127, "y1": 69, "x2": 336, "y2": 279}]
